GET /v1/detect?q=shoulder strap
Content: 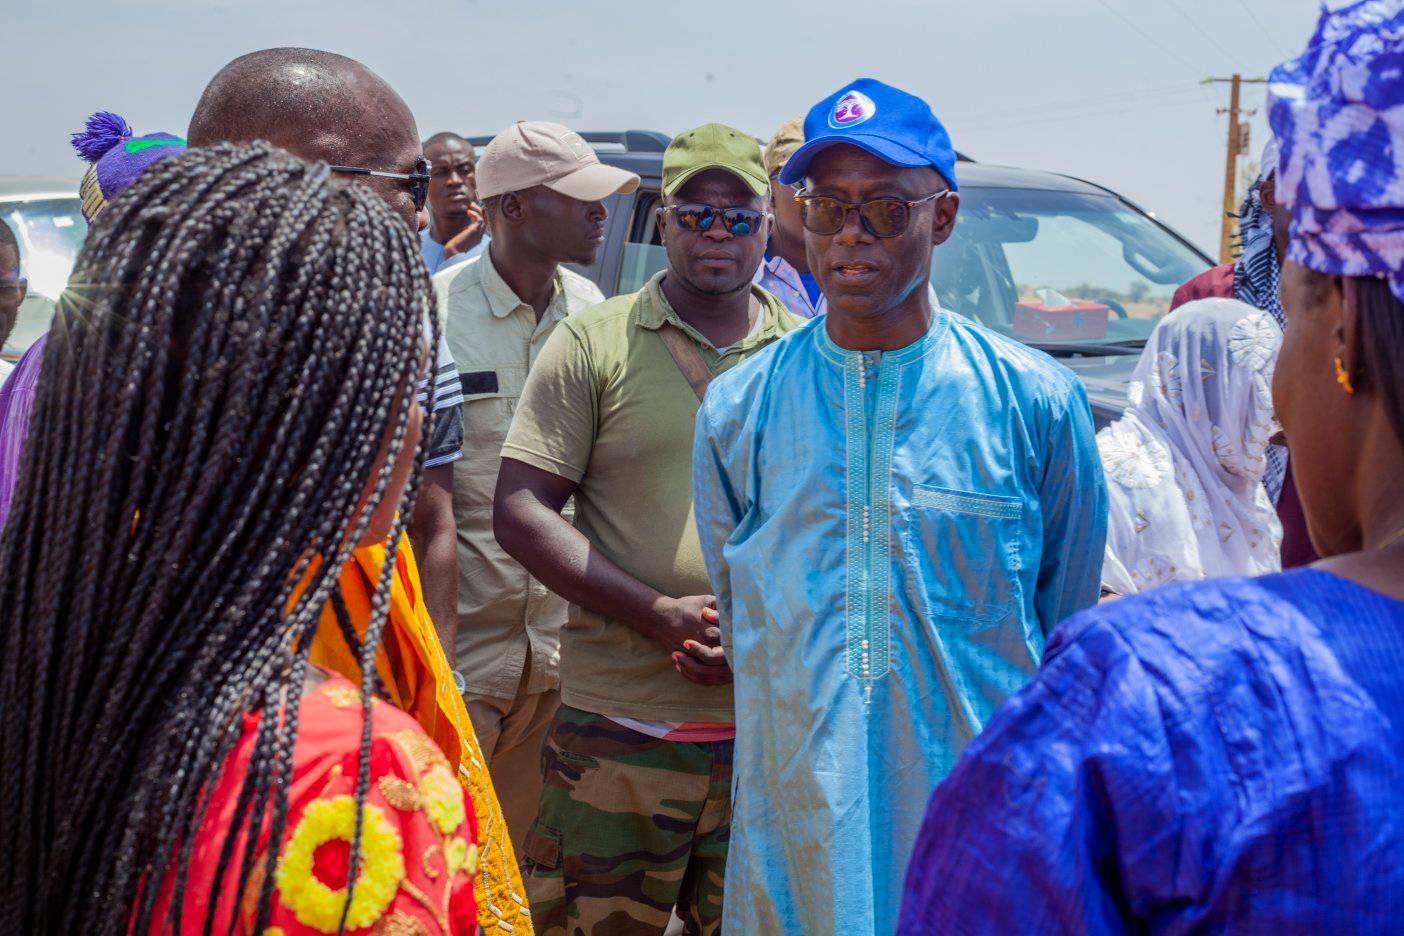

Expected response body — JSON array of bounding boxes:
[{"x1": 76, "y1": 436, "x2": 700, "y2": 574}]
[{"x1": 655, "y1": 322, "x2": 713, "y2": 402}]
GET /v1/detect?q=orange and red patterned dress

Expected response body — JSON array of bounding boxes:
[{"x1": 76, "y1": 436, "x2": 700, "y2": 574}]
[{"x1": 152, "y1": 670, "x2": 479, "y2": 934}]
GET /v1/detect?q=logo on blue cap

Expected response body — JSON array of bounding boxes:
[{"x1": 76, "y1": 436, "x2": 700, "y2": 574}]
[
  {"x1": 829, "y1": 90, "x2": 876, "y2": 129},
  {"x1": 779, "y1": 78, "x2": 959, "y2": 191}
]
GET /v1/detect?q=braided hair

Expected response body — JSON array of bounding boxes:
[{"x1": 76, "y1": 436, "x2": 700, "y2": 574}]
[{"x1": 0, "y1": 141, "x2": 438, "y2": 934}]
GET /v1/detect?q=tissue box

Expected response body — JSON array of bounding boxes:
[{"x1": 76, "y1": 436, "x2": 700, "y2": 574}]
[{"x1": 1013, "y1": 300, "x2": 1110, "y2": 341}]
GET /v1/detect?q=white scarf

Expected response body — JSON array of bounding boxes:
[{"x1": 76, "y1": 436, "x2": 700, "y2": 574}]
[{"x1": 1099, "y1": 298, "x2": 1283, "y2": 596}]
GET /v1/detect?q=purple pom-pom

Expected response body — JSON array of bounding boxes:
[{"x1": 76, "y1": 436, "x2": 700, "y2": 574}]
[{"x1": 71, "y1": 111, "x2": 133, "y2": 163}]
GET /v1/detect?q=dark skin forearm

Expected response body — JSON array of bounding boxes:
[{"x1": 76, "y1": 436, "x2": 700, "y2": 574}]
[
  {"x1": 408, "y1": 464, "x2": 459, "y2": 656},
  {"x1": 493, "y1": 459, "x2": 672, "y2": 629},
  {"x1": 493, "y1": 457, "x2": 730, "y2": 685}
]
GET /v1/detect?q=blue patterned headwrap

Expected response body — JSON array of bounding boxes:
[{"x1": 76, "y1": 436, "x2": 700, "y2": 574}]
[{"x1": 1268, "y1": 0, "x2": 1404, "y2": 301}]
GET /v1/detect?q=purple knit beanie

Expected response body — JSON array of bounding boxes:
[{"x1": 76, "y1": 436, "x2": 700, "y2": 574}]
[{"x1": 72, "y1": 112, "x2": 186, "y2": 222}]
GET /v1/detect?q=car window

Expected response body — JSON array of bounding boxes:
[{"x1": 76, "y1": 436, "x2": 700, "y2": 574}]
[
  {"x1": 2, "y1": 197, "x2": 87, "y2": 357},
  {"x1": 618, "y1": 191, "x2": 667, "y2": 295},
  {"x1": 933, "y1": 187, "x2": 1208, "y2": 351}
]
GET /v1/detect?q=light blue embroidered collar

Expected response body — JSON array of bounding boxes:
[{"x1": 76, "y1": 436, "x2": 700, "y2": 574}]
[{"x1": 816, "y1": 301, "x2": 950, "y2": 366}]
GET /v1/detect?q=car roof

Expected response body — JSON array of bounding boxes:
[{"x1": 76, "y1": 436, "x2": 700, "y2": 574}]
[
  {"x1": 592, "y1": 149, "x2": 1122, "y2": 199},
  {"x1": 596, "y1": 150, "x2": 665, "y2": 181},
  {"x1": 951, "y1": 162, "x2": 1111, "y2": 195},
  {"x1": 0, "y1": 177, "x2": 82, "y2": 200},
  {"x1": 461, "y1": 130, "x2": 1121, "y2": 197}
]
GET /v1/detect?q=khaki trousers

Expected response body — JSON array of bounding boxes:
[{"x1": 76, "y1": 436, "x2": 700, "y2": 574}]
[{"x1": 462, "y1": 655, "x2": 561, "y2": 858}]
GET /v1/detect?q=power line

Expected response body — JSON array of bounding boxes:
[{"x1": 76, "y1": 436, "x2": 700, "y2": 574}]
[
  {"x1": 957, "y1": 94, "x2": 1208, "y2": 131},
  {"x1": 1233, "y1": 0, "x2": 1289, "y2": 55},
  {"x1": 1162, "y1": 0, "x2": 1240, "y2": 63},
  {"x1": 1093, "y1": 0, "x2": 1213, "y2": 77},
  {"x1": 952, "y1": 82, "x2": 1207, "y2": 125}
]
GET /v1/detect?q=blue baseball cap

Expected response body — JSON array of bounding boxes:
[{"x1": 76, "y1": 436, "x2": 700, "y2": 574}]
[{"x1": 778, "y1": 78, "x2": 958, "y2": 191}]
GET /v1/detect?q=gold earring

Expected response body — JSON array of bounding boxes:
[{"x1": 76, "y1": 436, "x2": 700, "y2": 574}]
[{"x1": 1335, "y1": 357, "x2": 1356, "y2": 395}]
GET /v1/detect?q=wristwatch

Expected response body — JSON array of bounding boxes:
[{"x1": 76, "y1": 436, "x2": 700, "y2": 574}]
[{"x1": 451, "y1": 670, "x2": 467, "y2": 695}]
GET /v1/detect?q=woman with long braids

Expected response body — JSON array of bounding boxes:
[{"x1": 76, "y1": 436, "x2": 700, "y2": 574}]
[
  {"x1": 0, "y1": 142, "x2": 479, "y2": 934},
  {"x1": 899, "y1": 4, "x2": 1404, "y2": 931},
  {"x1": 184, "y1": 52, "x2": 532, "y2": 933}
]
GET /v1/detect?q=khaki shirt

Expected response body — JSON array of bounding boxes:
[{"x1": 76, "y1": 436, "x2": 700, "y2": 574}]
[
  {"x1": 434, "y1": 252, "x2": 605, "y2": 699},
  {"x1": 501, "y1": 271, "x2": 803, "y2": 722}
]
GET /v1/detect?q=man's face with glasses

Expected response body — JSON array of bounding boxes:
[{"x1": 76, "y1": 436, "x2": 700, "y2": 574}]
[
  {"x1": 0, "y1": 245, "x2": 27, "y2": 348},
  {"x1": 800, "y1": 143, "x2": 959, "y2": 322},
  {"x1": 658, "y1": 169, "x2": 771, "y2": 298}
]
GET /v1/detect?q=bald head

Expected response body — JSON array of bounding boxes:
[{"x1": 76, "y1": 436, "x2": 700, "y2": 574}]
[
  {"x1": 423, "y1": 131, "x2": 467, "y2": 151},
  {"x1": 188, "y1": 48, "x2": 423, "y2": 228}
]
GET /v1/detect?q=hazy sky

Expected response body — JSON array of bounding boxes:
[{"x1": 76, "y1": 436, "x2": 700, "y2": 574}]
[{"x1": 8, "y1": 0, "x2": 1324, "y2": 254}]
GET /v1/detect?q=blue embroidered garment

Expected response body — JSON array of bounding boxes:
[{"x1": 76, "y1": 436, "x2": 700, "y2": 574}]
[
  {"x1": 898, "y1": 569, "x2": 1404, "y2": 934},
  {"x1": 693, "y1": 309, "x2": 1107, "y2": 935},
  {"x1": 1268, "y1": 0, "x2": 1404, "y2": 301},
  {"x1": 1232, "y1": 164, "x2": 1289, "y2": 504}
]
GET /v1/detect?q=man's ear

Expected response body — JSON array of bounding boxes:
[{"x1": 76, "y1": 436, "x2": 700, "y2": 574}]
[
  {"x1": 656, "y1": 204, "x2": 668, "y2": 247},
  {"x1": 930, "y1": 192, "x2": 960, "y2": 247},
  {"x1": 500, "y1": 191, "x2": 526, "y2": 224}
]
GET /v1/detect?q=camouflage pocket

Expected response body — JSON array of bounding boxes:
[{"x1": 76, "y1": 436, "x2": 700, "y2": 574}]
[
  {"x1": 523, "y1": 819, "x2": 566, "y2": 935},
  {"x1": 522, "y1": 820, "x2": 562, "y2": 870}
]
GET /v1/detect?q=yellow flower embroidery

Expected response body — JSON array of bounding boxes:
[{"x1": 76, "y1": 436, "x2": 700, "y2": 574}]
[
  {"x1": 276, "y1": 795, "x2": 406, "y2": 932},
  {"x1": 378, "y1": 775, "x2": 423, "y2": 812},
  {"x1": 418, "y1": 765, "x2": 465, "y2": 835},
  {"x1": 444, "y1": 837, "x2": 480, "y2": 879},
  {"x1": 320, "y1": 683, "x2": 364, "y2": 709},
  {"x1": 421, "y1": 842, "x2": 444, "y2": 880},
  {"x1": 389, "y1": 729, "x2": 451, "y2": 775},
  {"x1": 370, "y1": 909, "x2": 431, "y2": 935},
  {"x1": 444, "y1": 838, "x2": 465, "y2": 876}
]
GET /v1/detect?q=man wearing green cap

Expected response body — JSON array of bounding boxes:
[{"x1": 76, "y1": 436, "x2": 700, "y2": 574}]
[{"x1": 494, "y1": 123, "x2": 802, "y2": 934}]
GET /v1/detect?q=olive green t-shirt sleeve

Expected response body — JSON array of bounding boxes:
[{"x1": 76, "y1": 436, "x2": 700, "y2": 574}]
[{"x1": 500, "y1": 321, "x2": 597, "y2": 484}]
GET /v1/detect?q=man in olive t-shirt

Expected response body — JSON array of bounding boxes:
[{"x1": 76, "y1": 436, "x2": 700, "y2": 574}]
[{"x1": 494, "y1": 124, "x2": 802, "y2": 935}]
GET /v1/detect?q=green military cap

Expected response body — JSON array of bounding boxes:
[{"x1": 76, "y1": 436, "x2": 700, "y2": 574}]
[{"x1": 662, "y1": 123, "x2": 769, "y2": 198}]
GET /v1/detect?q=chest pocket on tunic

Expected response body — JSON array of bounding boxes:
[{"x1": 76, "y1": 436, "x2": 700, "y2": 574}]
[
  {"x1": 903, "y1": 483, "x2": 1024, "y2": 626},
  {"x1": 455, "y1": 366, "x2": 526, "y2": 508},
  {"x1": 460, "y1": 366, "x2": 526, "y2": 440}
]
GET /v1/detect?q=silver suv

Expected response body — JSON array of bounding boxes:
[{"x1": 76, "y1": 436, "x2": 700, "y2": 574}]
[{"x1": 466, "y1": 131, "x2": 1214, "y2": 427}]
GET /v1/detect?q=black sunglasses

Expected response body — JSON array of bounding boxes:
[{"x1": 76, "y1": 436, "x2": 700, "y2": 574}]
[
  {"x1": 795, "y1": 190, "x2": 949, "y2": 238},
  {"x1": 665, "y1": 204, "x2": 766, "y2": 237},
  {"x1": 329, "y1": 155, "x2": 432, "y2": 211}
]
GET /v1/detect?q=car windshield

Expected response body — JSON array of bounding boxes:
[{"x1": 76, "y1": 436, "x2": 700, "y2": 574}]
[
  {"x1": 2, "y1": 196, "x2": 86, "y2": 357},
  {"x1": 933, "y1": 186, "x2": 1209, "y2": 354}
]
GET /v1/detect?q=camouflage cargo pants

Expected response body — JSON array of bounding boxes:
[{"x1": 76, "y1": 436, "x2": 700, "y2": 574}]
[{"x1": 522, "y1": 705, "x2": 732, "y2": 935}]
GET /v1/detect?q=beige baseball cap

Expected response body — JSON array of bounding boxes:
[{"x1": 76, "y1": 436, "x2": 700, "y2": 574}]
[
  {"x1": 763, "y1": 117, "x2": 805, "y2": 179},
  {"x1": 477, "y1": 121, "x2": 641, "y2": 201}
]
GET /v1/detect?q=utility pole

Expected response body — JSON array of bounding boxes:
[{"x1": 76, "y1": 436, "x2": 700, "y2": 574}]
[{"x1": 1205, "y1": 74, "x2": 1267, "y2": 264}]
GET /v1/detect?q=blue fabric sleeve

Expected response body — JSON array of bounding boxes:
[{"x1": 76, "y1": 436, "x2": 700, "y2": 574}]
[
  {"x1": 897, "y1": 612, "x2": 1172, "y2": 935},
  {"x1": 691, "y1": 396, "x2": 745, "y2": 649},
  {"x1": 1033, "y1": 379, "x2": 1108, "y2": 635},
  {"x1": 902, "y1": 573, "x2": 1404, "y2": 934}
]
